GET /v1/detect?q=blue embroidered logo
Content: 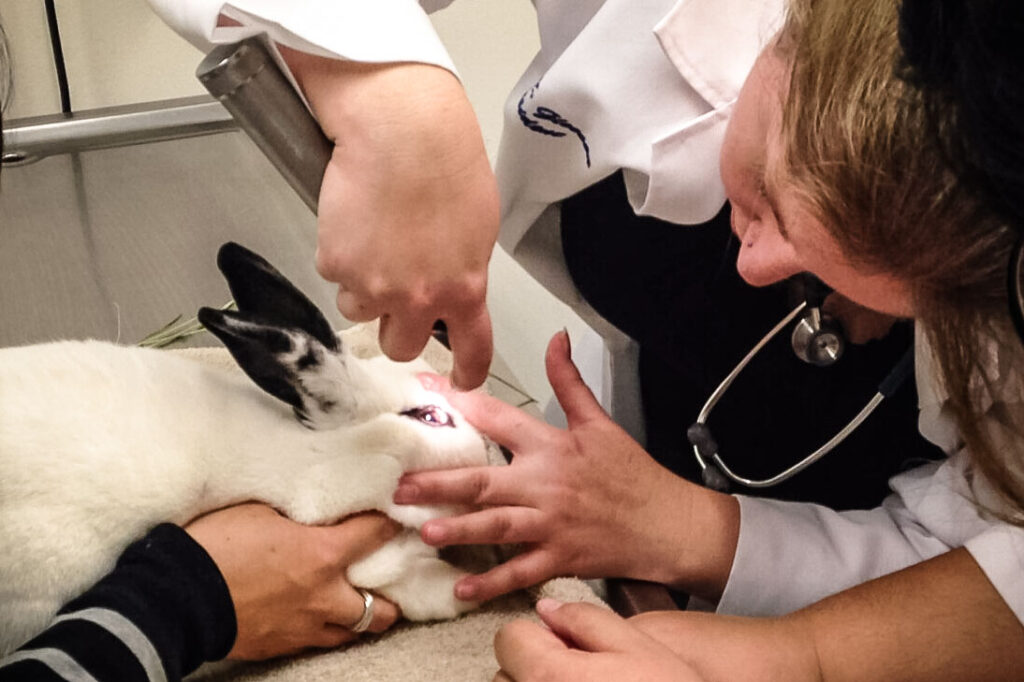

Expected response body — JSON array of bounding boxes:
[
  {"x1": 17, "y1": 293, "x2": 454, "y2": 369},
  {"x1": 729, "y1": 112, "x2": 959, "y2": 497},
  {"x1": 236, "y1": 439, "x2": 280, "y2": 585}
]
[{"x1": 517, "y1": 81, "x2": 591, "y2": 168}]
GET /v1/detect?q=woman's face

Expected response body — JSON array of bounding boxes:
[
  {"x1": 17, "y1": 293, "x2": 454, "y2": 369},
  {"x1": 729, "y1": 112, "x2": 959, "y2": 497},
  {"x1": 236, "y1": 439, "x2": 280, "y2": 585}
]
[{"x1": 720, "y1": 46, "x2": 914, "y2": 317}]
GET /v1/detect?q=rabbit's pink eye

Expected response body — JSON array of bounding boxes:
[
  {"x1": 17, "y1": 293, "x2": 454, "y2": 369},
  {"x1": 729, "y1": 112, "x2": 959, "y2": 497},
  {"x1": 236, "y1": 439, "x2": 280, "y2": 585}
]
[{"x1": 400, "y1": 405, "x2": 455, "y2": 428}]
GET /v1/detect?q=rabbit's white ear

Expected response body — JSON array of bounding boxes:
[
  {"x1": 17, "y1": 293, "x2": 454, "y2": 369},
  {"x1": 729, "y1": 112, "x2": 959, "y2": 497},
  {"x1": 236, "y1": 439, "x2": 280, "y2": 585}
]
[{"x1": 198, "y1": 243, "x2": 358, "y2": 429}]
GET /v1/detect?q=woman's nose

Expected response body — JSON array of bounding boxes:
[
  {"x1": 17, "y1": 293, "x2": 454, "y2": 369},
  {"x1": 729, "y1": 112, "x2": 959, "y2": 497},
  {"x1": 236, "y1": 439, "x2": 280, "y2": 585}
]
[{"x1": 734, "y1": 220, "x2": 801, "y2": 286}]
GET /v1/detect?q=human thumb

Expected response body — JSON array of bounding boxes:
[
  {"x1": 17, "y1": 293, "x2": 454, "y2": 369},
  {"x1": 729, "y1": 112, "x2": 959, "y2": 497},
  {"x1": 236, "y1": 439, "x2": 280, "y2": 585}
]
[
  {"x1": 544, "y1": 331, "x2": 606, "y2": 427},
  {"x1": 535, "y1": 599, "x2": 644, "y2": 653}
]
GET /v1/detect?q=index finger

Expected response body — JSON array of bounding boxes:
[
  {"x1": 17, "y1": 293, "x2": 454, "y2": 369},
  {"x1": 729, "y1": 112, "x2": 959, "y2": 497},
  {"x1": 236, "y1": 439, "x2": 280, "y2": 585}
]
[
  {"x1": 535, "y1": 600, "x2": 643, "y2": 654},
  {"x1": 396, "y1": 464, "x2": 526, "y2": 507},
  {"x1": 446, "y1": 306, "x2": 494, "y2": 390},
  {"x1": 319, "y1": 512, "x2": 402, "y2": 565},
  {"x1": 446, "y1": 389, "x2": 551, "y2": 455}
]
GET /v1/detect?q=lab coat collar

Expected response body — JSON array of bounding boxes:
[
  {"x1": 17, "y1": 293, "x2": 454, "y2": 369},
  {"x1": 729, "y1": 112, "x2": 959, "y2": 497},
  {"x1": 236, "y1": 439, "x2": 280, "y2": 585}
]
[{"x1": 654, "y1": 0, "x2": 784, "y2": 110}]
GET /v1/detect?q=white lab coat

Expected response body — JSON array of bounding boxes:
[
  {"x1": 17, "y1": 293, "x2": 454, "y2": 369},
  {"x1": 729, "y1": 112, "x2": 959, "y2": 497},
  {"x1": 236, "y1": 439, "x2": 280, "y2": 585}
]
[
  {"x1": 722, "y1": 329, "x2": 1024, "y2": 625},
  {"x1": 145, "y1": 0, "x2": 782, "y2": 302},
  {"x1": 149, "y1": 0, "x2": 1024, "y2": 626}
]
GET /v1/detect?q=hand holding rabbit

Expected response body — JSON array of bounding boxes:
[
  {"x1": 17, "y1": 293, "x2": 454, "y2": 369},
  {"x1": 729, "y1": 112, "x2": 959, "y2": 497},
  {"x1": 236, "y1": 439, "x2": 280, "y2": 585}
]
[
  {"x1": 394, "y1": 331, "x2": 741, "y2": 603},
  {"x1": 186, "y1": 505, "x2": 402, "y2": 660}
]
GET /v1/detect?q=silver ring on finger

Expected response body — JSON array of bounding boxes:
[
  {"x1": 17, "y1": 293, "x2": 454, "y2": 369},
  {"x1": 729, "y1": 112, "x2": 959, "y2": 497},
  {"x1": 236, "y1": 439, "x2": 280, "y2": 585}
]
[{"x1": 349, "y1": 588, "x2": 375, "y2": 633}]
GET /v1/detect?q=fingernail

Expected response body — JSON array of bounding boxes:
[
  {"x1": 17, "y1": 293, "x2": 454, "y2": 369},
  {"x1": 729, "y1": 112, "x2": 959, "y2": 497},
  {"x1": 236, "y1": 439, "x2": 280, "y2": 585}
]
[
  {"x1": 393, "y1": 483, "x2": 418, "y2": 504},
  {"x1": 446, "y1": 390, "x2": 469, "y2": 410},
  {"x1": 422, "y1": 522, "x2": 446, "y2": 545},
  {"x1": 536, "y1": 598, "x2": 563, "y2": 615},
  {"x1": 455, "y1": 580, "x2": 477, "y2": 601}
]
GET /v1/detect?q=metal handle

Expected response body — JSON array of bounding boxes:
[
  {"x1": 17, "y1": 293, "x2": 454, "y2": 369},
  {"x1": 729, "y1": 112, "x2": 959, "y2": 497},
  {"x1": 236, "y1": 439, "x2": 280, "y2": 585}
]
[
  {"x1": 1, "y1": 97, "x2": 235, "y2": 166},
  {"x1": 197, "y1": 35, "x2": 333, "y2": 212}
]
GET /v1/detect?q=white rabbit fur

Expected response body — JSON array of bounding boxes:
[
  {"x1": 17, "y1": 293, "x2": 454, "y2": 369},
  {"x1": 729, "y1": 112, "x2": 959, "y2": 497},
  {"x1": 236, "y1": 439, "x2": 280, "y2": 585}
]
[{"x1": 0, "y1": 243, "x2": 490, "y2": 656}]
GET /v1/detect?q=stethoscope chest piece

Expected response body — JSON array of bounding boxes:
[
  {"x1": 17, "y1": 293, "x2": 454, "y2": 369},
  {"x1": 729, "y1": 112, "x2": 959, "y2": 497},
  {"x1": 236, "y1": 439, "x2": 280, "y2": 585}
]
[{"x1": 790, "y1": 307, "x2": 845, "y2": 366}]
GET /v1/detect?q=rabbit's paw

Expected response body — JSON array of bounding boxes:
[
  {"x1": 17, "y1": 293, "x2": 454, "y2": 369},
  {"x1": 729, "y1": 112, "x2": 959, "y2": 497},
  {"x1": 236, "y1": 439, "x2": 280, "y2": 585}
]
[
  {"x1": 348, "y1": 533, "x2": 479, "y2": 621},
  {"x1": 280, "y1": 454, "x2": 402, "y2": 525},
  {"x1": 378, "y1": 557, "x2": 479, "y2": 621},
  {"x1": 383, "y1": 501, "x2": 463, "y2": 530}
]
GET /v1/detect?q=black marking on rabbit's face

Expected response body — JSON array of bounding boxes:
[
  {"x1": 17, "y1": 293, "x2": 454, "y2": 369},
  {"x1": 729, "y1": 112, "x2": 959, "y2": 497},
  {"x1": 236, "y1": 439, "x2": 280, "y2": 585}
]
[
  {"x1": 295, "y1": 396, "x2": 338, "y2": 427},
  {"x1": 296, "y1": 347, "x2": 320, "y2": 371},
  {"x1": 400, "y1": 405, "x2": 455, "y2": 428}
]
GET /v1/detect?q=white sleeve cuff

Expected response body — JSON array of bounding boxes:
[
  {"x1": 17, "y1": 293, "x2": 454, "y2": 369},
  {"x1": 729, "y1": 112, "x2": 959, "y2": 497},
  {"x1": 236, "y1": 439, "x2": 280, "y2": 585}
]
[
  {"x1": 717, "y1": 495, "x2": 950, "y2": 616},
  {"x1": 965, "y1": 525, "x2": 1024, "y2": 626},
  {"x1": 146, "y1": 0, "x2": 457, "y2": 75}
]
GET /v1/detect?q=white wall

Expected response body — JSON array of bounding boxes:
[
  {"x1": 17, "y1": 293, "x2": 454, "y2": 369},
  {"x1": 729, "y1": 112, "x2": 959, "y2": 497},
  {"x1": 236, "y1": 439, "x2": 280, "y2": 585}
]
[
  {"x1": 1, "y1": 0, "x2": 587, "y2": 406},
  {"x1": 2, "y1": 0, "x2": 207, "y2": 118}
]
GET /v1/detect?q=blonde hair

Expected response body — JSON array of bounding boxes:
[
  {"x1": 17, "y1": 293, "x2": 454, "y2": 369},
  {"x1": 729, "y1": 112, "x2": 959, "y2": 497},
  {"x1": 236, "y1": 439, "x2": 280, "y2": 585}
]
[{"x1": 778, "y1": 0, "x2": 1024, "y2": 520}]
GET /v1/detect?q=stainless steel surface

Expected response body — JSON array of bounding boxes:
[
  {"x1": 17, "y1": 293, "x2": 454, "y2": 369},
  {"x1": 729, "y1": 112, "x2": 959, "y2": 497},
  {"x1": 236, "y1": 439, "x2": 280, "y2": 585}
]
[
  {"x1": 0, "y1": 129, "x2": 344, "y2": 348},
  {"x1": 198, "y1": 36, "x2": 333, "y2": 212},
  {"x1": 1, "y1": 97, "x2": 236, "y2": 166}
]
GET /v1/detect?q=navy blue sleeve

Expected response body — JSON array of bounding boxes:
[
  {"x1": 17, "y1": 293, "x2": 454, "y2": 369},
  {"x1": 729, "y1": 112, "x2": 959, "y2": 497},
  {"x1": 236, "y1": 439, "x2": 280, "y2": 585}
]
[{"x1": 0, "y1": 524, "x2": 237, "y2": 682}]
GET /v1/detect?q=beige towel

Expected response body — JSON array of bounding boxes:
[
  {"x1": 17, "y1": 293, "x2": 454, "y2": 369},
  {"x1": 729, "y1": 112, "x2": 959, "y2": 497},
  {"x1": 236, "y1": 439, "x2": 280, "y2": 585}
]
[{"x1": 184, "y1": 323, "x2": 606, "y2": 681}]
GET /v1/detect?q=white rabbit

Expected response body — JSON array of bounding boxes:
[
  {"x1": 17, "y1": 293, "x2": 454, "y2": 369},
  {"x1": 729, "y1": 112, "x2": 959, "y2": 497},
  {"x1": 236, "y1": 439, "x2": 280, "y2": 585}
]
[{"x1": 0, "y1": 242, "x2": 491, "y2": 656}]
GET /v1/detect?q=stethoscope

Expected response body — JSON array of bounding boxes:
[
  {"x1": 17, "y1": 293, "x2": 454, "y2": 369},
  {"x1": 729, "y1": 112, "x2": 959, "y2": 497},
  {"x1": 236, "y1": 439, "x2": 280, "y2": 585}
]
[{"x1": 687, "y1": 275, "x2": 916, "y2": 492}]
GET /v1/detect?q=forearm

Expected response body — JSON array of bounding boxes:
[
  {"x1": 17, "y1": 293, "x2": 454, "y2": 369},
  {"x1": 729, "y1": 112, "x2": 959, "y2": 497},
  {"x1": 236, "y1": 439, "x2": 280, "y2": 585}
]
[
  {"x1": 207, "y1": 5, "x2": 481, "y2": 177},
  {"x1": 640, "y1": 473, "x2": 740, "y2": 602},
  {"x1": 633, "y1": 549, "x2": 1024, "y2": 682},
  {"x1": 632, "y1": 609, "x2": 818, "y2": 682},
  {"x1": 0, "y1": 525, "x2": 235, "y2": 682},
  {"x1": 788, "y1": 548, "x2": 1024, "y2": 681},
  {"x1": 280, "y1": 47, "x2": 483, "y2": 164}
]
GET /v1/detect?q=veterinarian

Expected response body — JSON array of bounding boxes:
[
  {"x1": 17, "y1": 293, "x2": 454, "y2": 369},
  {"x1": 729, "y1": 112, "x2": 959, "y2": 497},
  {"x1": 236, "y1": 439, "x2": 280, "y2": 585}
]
[
  {"x1": 396, "y1": 0, "x2": 1024, "y2": 678},
  {"x1": 148, "y1": 0, "x2": 939, "y2": 519}
]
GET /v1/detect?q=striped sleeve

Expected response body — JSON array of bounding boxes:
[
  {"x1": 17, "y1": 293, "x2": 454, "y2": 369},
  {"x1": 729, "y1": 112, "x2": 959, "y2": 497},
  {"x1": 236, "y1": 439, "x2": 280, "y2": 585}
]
[{"x1": 0, "y1": 524, "x2": 236, "y2": 682}]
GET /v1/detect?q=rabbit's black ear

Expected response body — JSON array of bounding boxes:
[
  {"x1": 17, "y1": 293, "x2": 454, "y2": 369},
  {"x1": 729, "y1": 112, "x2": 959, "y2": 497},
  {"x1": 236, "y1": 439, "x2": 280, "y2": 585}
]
[
  {"x1": 199, "y1": 306, "x2": 354, "y2": 428},
  {"x1": 215, "y1": 242, "x2": 339, "y2": 353},
  {"x1": 198, "y1": 307, "x2": 306, "y2": 414}
]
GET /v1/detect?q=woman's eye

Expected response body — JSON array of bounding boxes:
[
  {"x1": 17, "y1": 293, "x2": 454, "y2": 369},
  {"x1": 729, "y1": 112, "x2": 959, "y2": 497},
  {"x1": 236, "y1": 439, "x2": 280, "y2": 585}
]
[{"x1": 400, "y1": 405, "x2": 455, "y2": 428}]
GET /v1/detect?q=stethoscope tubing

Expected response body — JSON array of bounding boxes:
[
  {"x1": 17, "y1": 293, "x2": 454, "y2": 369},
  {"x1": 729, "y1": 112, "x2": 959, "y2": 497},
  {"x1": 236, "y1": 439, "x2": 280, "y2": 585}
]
[{"x1": 689, "y1": 302, "x2": 915, "y2": 491}]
